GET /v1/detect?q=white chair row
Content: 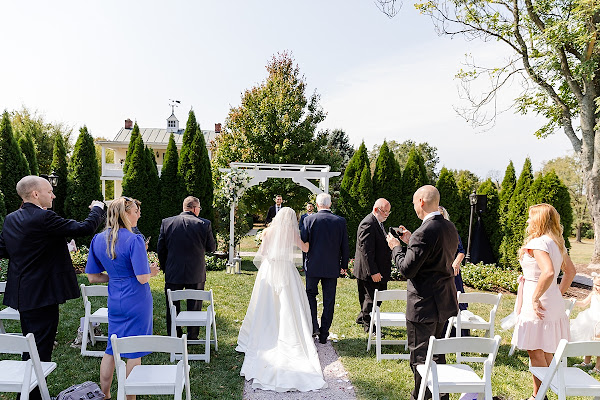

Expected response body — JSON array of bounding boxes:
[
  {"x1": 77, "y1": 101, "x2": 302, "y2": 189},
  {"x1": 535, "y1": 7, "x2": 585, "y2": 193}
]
[
  {"x1": 80, "y1": 285, "x2": 218, "y2": 362},
  {"x1": 0, "y1": 281, "x2": 20, "y2": 335}
]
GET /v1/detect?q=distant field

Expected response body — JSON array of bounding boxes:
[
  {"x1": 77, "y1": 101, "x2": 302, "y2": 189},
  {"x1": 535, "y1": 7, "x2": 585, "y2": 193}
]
[{"x1": 570, "y1": 237, "x2": 595, "y2": 264}]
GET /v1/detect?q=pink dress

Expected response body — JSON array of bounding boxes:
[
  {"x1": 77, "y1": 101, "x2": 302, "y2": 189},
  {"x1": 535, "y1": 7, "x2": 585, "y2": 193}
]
[{"x1": 512, "y1": 235, "x2": 569, "y2": 353}]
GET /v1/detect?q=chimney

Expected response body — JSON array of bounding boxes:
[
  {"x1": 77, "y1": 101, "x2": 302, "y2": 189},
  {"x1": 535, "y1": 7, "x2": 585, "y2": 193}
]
[
  {"x1": 125, "y1": 119, "x2": 133, "y2": 129},
  {"x1": 215, "y1": 123, "x2": 222, "y2": 133}
]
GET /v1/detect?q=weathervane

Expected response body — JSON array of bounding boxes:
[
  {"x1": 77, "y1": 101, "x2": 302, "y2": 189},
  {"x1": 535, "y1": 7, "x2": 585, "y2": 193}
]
[{"x1": 169, "y1": 99, "x2": 181, "y2": 114}]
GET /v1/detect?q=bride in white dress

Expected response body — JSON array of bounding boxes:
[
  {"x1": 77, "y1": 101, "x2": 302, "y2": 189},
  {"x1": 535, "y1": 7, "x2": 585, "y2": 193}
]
[{"x1": 236, "y1": 207, "x2": 327, "y2": 392}]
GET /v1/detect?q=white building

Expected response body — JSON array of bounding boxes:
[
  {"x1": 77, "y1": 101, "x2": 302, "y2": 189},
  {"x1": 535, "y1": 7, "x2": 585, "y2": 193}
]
[{"x1": 97, "y1": 112, "x2": 220, "y2": 199}]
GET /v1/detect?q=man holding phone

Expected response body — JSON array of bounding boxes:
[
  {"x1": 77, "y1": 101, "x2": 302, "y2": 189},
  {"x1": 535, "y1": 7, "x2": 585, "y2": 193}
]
[{"x1": 353, "y1": 198, "x2": 392, "y2": 333}]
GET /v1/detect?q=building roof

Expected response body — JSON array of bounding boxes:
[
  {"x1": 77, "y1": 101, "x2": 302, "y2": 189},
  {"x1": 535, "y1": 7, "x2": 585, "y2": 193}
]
[{"x1": 110, "y1": 128, "x2": 217, "y2": 146}]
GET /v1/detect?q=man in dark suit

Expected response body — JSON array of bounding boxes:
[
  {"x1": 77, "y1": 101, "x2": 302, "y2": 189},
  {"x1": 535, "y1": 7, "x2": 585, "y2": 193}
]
[
  {"x1": 0, "y1": 176, "x2": 105, "y2": 399},
  {"x1": 301, "y1": 193, "x2": 349, "y2": 344},
  {"x1": 354, "y1": 198, "x2": 392, "y2": 332},
  {"x1": 265, "y1": 195, "x2": 283, "y2": 224},
  {"x1": 386, "y1": 185, "x2": 459, "y2": 400},
  {"x1": 157, "y1": 196, "x2": 216, "y2": 339}
]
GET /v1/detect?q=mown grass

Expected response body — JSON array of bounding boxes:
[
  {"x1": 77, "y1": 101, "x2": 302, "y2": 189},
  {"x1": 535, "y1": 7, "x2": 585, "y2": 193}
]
[
  {"x1": 570, "y1": 238, "x2": 595, "y2": 264},
  {"x1": 0, "y1": 254, "x2": 595, "y2": 399}
]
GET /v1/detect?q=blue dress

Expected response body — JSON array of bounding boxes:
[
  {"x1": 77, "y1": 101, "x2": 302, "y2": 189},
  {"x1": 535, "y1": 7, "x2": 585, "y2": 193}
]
[{"x1": 85, "y1": 228, "x2": 152, "y2": 358}]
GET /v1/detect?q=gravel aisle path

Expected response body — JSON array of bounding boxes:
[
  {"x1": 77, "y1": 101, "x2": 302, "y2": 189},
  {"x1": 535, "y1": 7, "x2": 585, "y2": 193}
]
[{"x1": 242, "y1": 339, "x2": 356, "y2": 400}]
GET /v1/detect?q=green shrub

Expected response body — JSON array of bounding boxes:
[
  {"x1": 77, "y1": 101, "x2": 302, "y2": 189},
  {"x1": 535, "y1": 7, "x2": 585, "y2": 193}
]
[
  {"x1": 70, "y1": 245, "x2": 89, "y2": 272},
  {"x1": 461, "y1": 262, "x2": 520, "y2": 293},
  {"x1": 0, "y1": 258, "x2": 7, "y2": 281},
  {"x1": 206, "y1": 255, "x2": 226, "y2": 271}
]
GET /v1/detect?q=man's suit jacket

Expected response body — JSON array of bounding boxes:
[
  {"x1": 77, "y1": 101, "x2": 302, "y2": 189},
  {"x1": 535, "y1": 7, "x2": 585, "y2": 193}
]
[
  {"x1": 301, "y1": 210, "x2": 349, "y2": 278},
  {"x1": 265, "y1": 205, "x2": 279, "y2": 224},
  {"x1": 0, "y1": 203, "x2": 105, "y2": 312},
  {"x1": 298, "y1": 212, "x2": 313, "y2": 237},
  {"x1": 354, "y1": 213, "x2": 392, "y2": 281},
  {"x1": 392, "y1": 214, "x2": 459, "y2": 323},
  {"x1": 157, "y1": 211, "x2": 216, "y2": 284}
]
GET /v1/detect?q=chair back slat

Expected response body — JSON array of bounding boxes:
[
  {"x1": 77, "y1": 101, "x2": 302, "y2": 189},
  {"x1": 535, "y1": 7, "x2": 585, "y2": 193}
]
[
  {"x1": 111, "y1": 334, "x2": 187, "y2": 354},
  {"x1": 168, "y1": 289, "x2": 213, "y2": 303},
  {"x1": 0, "y1": 282, "x2": 6, "y2": 293},
  {"x1": 0, "y1": 333, "x2": 29, "y2": 353},
  {"x1": 430, "y1": 336, "x2": 500, "y2": 356},
  {"x1": 374, "y1": 289, "x2": 407, "y2": 302},
  {"x1": 456, "y1": 292, "x2": 501, "y2": 305},
  {"x1": 80, "y1": 284, "x2": 108, "y2": 299},
  {"x1": 562, "y1": 341, "x2": 600, "y2": 357}
]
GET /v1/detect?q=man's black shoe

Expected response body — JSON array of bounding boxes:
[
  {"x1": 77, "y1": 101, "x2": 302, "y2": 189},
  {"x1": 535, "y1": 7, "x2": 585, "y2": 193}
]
[{"x1": 319, "y1": 337, "x2": 328, "y2": 344}]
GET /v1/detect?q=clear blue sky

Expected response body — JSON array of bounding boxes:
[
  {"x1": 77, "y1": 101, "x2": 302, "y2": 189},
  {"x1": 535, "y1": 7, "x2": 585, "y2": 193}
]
[{"x1": 0, "y1": 0, "x2": 573, "y2": 178}]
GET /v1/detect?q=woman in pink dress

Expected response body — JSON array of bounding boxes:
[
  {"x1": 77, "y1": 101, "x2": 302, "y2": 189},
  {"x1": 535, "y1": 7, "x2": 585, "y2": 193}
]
[{"x1": 512, "y1": 203, "x2": 576, "y2": 400}]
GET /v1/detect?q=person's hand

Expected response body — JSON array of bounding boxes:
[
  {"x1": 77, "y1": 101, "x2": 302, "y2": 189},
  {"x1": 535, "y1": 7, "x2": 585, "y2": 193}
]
[
  {"x1": 371, "y1": 273, "x2": 382, "y2": 282},
  {"x1": 452, "y1": 263, "x2": 460, "y2": 276},
  {"x1": 90, "y1": 200, "x2": 105, "y2": 210},
  {"x1": 386, "y1": 233, "x2": 401, "y2": 250},
  {"x1": 533, "y1": 298, "x2": 546, "y2": 319},
  {"x1": 150, "y1": 262, "x2": 160, "y2": 277},
  {"x1": 398, "y1": 225, "x2": 411, "y2": 243}
]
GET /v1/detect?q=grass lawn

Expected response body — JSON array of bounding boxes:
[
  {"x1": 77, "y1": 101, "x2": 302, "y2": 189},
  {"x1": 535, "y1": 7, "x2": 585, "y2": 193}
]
[
  {"x1": 570, "y1": 238, "x2": 595, "y2": 264},
  {"x1": 0, "y1": 252, "x2": 594, "y2": 399}
]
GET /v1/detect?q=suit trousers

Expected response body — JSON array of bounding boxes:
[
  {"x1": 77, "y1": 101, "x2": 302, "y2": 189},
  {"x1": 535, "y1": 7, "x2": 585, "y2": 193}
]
[
  {"x1": 17, "y1": 304, "x2": 60, "y2": 400},
  {"x1": 305, "y1": 276, "x2": 337, "y2": 342},
  {"x1": 164, "y1": 281, "x2": 205, "y2": 340},
  {"x1": 356, "y1": 278, "x2": 387, "y2": 330},
  {"x1": 406, "y1": 319, "x2": 448, "y2": 400}
]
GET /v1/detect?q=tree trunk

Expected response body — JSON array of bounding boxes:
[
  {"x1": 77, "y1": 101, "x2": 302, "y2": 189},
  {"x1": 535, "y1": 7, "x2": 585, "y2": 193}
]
[{"x1": 576, "y1": 222, "x2": 582, "y2": 243}]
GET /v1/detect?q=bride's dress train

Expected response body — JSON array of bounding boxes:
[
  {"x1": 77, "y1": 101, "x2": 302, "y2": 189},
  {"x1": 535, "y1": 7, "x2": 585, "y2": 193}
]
[{"x1": 236, "y1": 208, "x2": 327, "y2": 392}]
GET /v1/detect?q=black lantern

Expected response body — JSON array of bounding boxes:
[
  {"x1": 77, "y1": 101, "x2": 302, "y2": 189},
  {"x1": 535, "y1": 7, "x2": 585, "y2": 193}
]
[{"x1": 47, "y1": 171, "x2": 59, "y2": 187}]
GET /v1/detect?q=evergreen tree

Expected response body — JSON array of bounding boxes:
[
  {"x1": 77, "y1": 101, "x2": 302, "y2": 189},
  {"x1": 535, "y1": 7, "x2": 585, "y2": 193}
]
[
  {"x1": 499, "y1": 161, "x2": 517, "y2": 225},
  {"x1": 64, "y1": 126, "x2": 103, "y2": 245},
  {"x1": 0, "y1": 111, "x2": 30, "y2": 212},
  {"x1": 179, "y1": 110, "x2": 214, "y2": 223},
  {"x1": 18, "y1": 130, "x2": 38, "y2": 176},
  {"x1": 436, "y1": 167, "x2": 461, "y2": 228},
  {"x1": 142, "y1": 146, "x2": 161, "y2": 248},
  {"x1": 372, "y1": 141, "x2": 402, "y2": 227},
  {"x1": 499, "y1": 158, "x2": 533, "y2": 269},
  {"x1": 159, "y1": 133, "x2": 184, "y2": 219},
  {"x1": 122, "y1": 122, "x2": 140, "y2": 177},
  {"x1": 477, "y1": 178, "x2": 501, "y2": 260},
  {"x1": 50, "y1": 134, "x2": 69, "y2": 216},
  {"x1": 400, "y1": 148, "x2": 429, "y2": 231},
  {"x1": 454, "y1": 172, "x2": 479, "y2": 240},
  {"x1": 0, "y1": 190, "x2": 6, "y2": 229}
]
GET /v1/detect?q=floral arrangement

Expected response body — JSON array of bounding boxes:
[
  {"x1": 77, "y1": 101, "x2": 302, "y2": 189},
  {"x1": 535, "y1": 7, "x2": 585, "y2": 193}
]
[
  {"x1": 218, "y1": 169, "x2": 251, "y2": 206},
  {"x1": 70, "y1": 246, "x2": 90, "y2": 273}
]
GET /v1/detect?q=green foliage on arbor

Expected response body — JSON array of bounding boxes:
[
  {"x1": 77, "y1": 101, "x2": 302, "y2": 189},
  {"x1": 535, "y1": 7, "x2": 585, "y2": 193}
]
[
  {"x1": 373, "y1": 141, "x2": 402, "y2": 228},
  {"x1": 400, "y1": 148, "x2": 429, "y2": 231},
  {"x1": 477, "y1": 178, "x2": 501, "y2": 261},
  {"x1": 64, "y1": 127, "x2": 103, "y2": 244},
  {"x1": 213, "y1": 52, "x2": 328, "y2": 214},
  {"x1": 123, "y1": 122, "x2": 140, "y2": 177},
  {"x1": 18, "y1": 131, "x2": 38, "y2": 176},
  {"x1": 499, "y1": 158, "x2": 533, "y2": 269},
  {"x1": 338, "y1": 142, "x2": 372, "y2": 252},
  {"x1": 436, "y1": 167, "x2": 461, "y2": 227},
  {"x1": 178, "y1": 110, "x2": 214, "y2": 223},
  {"x1": 50, "y1": 134, "x2": 69, "y2": 216},
  {"x1": 160, "y1": 133, "x2": 184, "y2": 219},
  {"x1": 0, "y1": 111, "x2": 30, "y2": 213}
]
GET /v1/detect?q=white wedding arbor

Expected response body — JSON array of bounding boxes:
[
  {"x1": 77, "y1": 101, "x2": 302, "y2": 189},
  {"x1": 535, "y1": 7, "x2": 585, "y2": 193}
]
[{"x1": 218, "y1": 162, "x2": 340, "y2": 273}]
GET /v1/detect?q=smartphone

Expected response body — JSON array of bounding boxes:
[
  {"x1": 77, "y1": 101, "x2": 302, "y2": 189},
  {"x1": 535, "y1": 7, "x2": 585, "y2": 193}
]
[{"x1": 388, "y1": 227, "x2": 401, "y2": 239}]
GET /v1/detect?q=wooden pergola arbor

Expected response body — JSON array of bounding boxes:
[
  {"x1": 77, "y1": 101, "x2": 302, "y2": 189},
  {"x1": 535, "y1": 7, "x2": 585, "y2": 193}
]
[{"x1": 218, "y1": 162, "x2": 340, "y2": 273}]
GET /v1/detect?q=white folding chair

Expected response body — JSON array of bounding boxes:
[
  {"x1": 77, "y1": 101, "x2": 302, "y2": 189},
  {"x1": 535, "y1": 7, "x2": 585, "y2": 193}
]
[
  {"x1": 508, "y1": 298, "x2": 575, "y2": 356},
  {"x1": 417, "y1": 335, "x2": 501, "y2": 400},
  {"x1": 445, "y1": 292, "x2": 501, "y2": 339},
  {"x1": 0, "y1": 333, "x2": 57, "y2": 400},
  {"x1": 111, "y1": 334, "x2": 190, "y2": 400},
  {"x1": 167, "y1": 289, "x2": 217, "y2": 362},
  {"x1": 80, "y1": 284, "x2": 109, "y2": 357},
  {"x1": 366, "y1": 289, "x2": 409, "y2": 361},
  {"x1": 531, "y1": 339, "x2": 600, "y2": 400},
  {"x1": 0, "y1": 282, "x2": 21, "y2": 335}
]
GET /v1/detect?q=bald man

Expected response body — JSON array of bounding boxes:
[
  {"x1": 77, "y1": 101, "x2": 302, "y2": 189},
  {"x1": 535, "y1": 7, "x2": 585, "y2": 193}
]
[
  {"x1": 386, "y1": 185, "x2": 459, "y2": 400},
  {"x1": 354, "y1": 198, "x2": 392, "y2": 333},
  {"x1": 0, "y1": 176, "x2": 105, "y2": 399}
]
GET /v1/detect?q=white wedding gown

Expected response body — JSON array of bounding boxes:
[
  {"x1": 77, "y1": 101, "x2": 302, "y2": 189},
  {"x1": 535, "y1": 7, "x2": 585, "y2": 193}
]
[{"x1": 236, "y1": 256, "x2": 327, "y2": 392}]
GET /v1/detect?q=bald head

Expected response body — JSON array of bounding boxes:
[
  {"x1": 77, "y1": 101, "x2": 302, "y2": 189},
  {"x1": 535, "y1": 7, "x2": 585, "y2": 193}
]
[
  {"x1": 16, "y1": 176, "x2": 48, "y2": 200},
  {"x1": 412, "y1": 185, "x2": 440, "y2": 219}
]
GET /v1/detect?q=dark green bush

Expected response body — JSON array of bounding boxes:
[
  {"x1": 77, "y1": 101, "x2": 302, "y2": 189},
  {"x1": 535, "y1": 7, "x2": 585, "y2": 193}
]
[{"x1": 461, "y1": 262, "x2": 520, "y2": 293}]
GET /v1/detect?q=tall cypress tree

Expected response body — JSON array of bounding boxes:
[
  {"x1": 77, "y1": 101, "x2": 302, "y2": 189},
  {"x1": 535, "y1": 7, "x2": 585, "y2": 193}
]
[
  {"x1": 499, "y1": 161, "x2": 517, "y2": 225},
  {"x1": 64, "y1": 126, "x2": 103, "y2": 245},
  {"x1": 477, "y1": 178, "x2": 501, "y2": 260},
  {"x1": 400, "y1": 148, "x2": 429, "y2": 231},
  {"x1": 160, "y1": 133, "x2": 184, "y2": 219},
  {"x1": 178, "y1": 110, "x2": 214, "y2": 222},
  {"x1": 0, "y1": 111, "x2": 30, "y2": 213},
  {"x1": 122, "y1": 122, "x2": 140, "y2": 177},
  {"x1": 0, "y1": 190, "x2": 6, "y2": 229},
  {"x1": 436, "y1": 167, "x2": 461, "y2": 225},
  {"x1": 499, "y1": 158, "x2": 533, "y2": 269},
  {"x1": 18, "y1": 130, "x2": 38, "y2": 176},
  {"x1": 50, "y1": 134, "x2": 69, "y2": 216},
  {"x1": 143, "y1": 146, "x2": 161, "y2": 248},
  {"x1": 372, "y1": 141, "x2": 402, "y2": 228}
]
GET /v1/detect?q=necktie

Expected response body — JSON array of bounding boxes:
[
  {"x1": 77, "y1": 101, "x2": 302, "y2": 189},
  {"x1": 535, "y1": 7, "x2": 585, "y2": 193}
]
[{"x1": 380, "y1": 222, "x2": 386, "y2": 235}]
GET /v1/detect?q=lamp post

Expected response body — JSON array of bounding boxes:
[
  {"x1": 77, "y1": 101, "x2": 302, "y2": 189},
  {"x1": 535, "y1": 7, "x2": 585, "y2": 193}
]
[
  {"x1": 465, "y1": 190, "x2": 477, "y2": 263},
  {"x1": 47, "y1": 171, "x2": 59, "y2": 188}
]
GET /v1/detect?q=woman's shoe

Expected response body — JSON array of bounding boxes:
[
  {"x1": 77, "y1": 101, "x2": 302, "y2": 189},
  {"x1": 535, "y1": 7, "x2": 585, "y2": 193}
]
[{"x1": 574, "y1": 361, "x2": 593, "y2": 367}]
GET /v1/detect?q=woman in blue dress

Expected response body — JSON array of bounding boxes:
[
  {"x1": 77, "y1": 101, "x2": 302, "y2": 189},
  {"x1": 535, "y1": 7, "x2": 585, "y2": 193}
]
[{"x1": 86, "y1": 197, "x2": 159, "y2": 399}]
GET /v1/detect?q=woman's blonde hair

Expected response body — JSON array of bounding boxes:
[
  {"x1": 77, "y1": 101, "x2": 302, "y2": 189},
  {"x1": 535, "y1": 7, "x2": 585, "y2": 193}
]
[
  {"x1": 105, "y1": 197, "x2": 137, "y2": 259},
  {"x1": 519, "y1": 203, "x2": 567, "y2": 261}
]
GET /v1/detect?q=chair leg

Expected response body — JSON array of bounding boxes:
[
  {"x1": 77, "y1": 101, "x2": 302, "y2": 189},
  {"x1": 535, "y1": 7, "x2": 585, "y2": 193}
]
[
  {"x1": 212, "y1": 317, "x2": 218, "y2": 352},
  {"x1": 81, "y1": 318, "x2": 90, "y2": 355},
  {"x1": 205, "y1": 323, "x2": 211, "y2": 363},
  {"x1": 0, "y1": 319, "x2": 5, "y2": 334},
  {"x1": 367, "y1": 313, "x2": 374, "y2": 351},
  {"x1": 508, "y1": 344, "x2": 516, "y2": 356},
  {"x1": 444, "y1": 317, "x2": 454, "y2": 339},
  {"x1": 376, "y1": 325, "x2": 382, "y2": 361}
]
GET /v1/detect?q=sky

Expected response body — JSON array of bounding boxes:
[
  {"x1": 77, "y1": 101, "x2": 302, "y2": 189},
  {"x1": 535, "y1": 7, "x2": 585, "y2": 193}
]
[{"x1": 0, "y1": 1, "x2": 575, "y2": 179}]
